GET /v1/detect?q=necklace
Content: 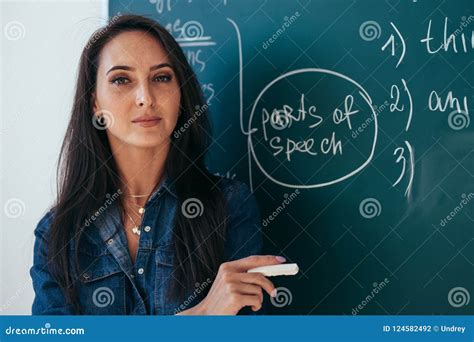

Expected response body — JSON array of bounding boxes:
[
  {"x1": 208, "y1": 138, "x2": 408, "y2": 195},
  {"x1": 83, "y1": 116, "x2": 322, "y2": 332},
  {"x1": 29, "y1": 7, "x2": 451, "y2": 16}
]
[
  {"x1": 126, "y1": 211, "x2": 142, "y2": 236},
  {"x1": 122, "y1": 200, "x2": 145, "y2": 236},
  {"x1": 120, "y1": 179, "x2": 162, "y2": 236},
  {"x1": 123, "y1": 198, "x2": 146, "y2": 214}
]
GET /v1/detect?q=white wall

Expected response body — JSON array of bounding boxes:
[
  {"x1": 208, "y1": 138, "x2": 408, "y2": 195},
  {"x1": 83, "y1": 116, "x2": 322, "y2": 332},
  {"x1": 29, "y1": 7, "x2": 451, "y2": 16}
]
[{"x1": 1, "y1": 0, "x2": 107, "y2": 315}]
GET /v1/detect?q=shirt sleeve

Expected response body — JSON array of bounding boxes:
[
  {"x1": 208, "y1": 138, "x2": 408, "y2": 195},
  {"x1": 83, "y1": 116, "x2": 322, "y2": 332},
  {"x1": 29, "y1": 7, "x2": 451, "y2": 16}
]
[
  {"x1": 30, "y1": 210, "x2": 75, "y2": 315},
  {"x1": 222, "y1": 179, "x2": 267, "y2": 315}
]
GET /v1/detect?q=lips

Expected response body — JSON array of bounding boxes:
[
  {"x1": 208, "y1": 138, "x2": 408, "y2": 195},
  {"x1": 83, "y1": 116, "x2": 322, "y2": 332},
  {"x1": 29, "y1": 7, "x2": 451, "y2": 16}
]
[
  {"x1": 131, "y1": 115, "x2": 162, "y2": 128},
  {"x1": 131, "y1": 115, "x2": 162, "y2": 123}
]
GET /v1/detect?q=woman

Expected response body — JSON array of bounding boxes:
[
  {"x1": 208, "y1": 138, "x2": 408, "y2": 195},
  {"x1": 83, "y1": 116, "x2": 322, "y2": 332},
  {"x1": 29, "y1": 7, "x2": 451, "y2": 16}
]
[{"x1": 30, "y1": 14, "x2": 285, "y2": 315}]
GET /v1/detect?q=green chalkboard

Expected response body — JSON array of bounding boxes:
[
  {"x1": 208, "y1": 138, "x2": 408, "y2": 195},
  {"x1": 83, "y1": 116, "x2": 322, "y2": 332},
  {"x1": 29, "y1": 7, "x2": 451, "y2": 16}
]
[{"x1": 109, "y1": 0, "x2": 473, "y2": 315}]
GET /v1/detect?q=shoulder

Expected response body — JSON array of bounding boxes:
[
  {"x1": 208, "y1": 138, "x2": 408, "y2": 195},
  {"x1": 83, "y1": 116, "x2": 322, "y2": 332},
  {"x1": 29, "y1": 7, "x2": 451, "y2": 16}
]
[
  {"x1": 215, "y1": 176, "x2": 257, "y2": 214},
  {"x1": 217, "y1": 177, "x2": 260, "y2": 226},
  {"x1": 218, "y1": 176, "x2": 252, "y2": 197},
  {"x1": 34, "y1": 207, "x2": 56, "y2": 238}
]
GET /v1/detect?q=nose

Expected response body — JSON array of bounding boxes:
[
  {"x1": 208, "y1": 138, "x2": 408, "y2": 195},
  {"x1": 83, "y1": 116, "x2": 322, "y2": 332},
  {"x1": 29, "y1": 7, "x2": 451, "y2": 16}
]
[{"x1": 135, "y1": 82, "x2": 155, "y2": 108}]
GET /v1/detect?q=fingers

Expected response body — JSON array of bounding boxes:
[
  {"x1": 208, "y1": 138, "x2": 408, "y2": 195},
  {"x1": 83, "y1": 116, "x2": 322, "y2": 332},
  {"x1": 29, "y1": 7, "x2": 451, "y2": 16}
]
[
  {"x1": 238, "y1": 272, "x2": 276, "y2": 298},
  {"x1": 224, "y1": 255, "x2": 286, "y2": 272},
  {"x1": 232, "y1": 293, "x2": 262, "y2": 312},
  {"x1": 215, "y1": 255, "x2": 284, "y2": 313},
  {"x1": 236, "y1": 283, "x2": 263, "y2": 304}
]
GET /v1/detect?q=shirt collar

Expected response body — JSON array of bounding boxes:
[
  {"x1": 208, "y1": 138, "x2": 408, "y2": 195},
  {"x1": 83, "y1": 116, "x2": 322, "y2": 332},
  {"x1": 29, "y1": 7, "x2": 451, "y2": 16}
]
[
  {"x1": 94, "y1": 174, "x2": 176, "y2": 244},
  {"x1": 147, "y1": 173, "x2": 177, "y2": 203}
]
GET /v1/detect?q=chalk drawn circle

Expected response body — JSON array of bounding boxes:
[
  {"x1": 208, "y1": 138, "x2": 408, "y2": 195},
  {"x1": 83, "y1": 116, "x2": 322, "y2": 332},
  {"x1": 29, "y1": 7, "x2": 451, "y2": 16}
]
[{"x1": 248, "y1": 68, "x2": 378, "y2": 189}]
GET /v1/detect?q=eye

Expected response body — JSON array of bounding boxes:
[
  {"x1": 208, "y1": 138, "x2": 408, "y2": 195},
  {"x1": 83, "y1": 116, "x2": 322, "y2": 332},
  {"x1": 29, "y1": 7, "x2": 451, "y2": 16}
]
[
  {"x1": 153, "y1": 74, "x2": 172, "y2": 83},
  {"x1": 110, "y1": 77, "x2": 130, "y2": 85}
]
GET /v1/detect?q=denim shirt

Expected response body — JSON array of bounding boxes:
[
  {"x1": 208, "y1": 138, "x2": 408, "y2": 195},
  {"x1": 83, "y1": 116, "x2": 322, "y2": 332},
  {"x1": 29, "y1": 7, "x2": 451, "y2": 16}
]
[{"x1": 30, "y1": 176, "x2": 263, "y2": 315}]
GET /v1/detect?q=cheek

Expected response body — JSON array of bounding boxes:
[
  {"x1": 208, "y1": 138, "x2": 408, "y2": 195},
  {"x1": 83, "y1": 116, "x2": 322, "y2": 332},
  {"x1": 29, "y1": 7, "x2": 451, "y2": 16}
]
[
  {"x1": 160, "y1": 90, "x2": 181, "y2": 129},
  {"x1": 96, "y1": 88, "x2": 134, "y2": 126},
  {"x1": 100, "y1": 88, "x2": 133, "y2": 111}
]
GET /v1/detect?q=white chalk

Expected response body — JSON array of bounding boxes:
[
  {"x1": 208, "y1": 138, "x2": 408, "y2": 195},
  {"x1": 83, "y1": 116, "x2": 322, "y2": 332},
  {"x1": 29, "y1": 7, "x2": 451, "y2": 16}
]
[{"x1": 247, "y1": 263, "x2": 299, "y2": 277}]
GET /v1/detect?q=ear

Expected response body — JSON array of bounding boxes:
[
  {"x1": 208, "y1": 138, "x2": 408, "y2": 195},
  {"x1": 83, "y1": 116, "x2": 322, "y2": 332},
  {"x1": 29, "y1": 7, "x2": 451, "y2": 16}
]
[{"x1": 91, "y1": 91, "x2": 99, "y2": 114}]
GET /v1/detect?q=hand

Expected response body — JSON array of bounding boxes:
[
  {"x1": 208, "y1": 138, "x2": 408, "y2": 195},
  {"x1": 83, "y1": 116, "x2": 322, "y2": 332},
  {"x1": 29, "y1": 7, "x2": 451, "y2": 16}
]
[{"x1": 191, "y1": 255, "x2": 286, "y2": 315}]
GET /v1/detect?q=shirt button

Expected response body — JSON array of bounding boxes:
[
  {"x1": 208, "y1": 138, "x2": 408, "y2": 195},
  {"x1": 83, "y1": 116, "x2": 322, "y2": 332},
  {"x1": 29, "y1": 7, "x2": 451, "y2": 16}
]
[
  {"x1": 107, "y1": 238, "x2": 113, "y2": 245},
  {"x1": 144, "y1": 226, "x2": 151, "y2": 232},
  {"x1": 138, "y1": 268, "x2": 144, "y2": 275}
]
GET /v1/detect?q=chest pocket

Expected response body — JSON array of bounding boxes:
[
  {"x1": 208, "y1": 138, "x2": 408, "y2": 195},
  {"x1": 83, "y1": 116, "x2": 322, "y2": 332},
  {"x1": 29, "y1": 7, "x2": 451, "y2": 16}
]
[{"x1": 76, "y1": 243, "x2": 126, "y2": 315}]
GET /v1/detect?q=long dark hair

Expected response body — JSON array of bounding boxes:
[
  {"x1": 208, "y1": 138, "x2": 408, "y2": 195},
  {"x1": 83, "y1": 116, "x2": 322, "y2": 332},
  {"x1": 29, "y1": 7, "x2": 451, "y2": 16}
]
[{"x1": 48, "y1": 14, "x2": 227, "y2": 312}]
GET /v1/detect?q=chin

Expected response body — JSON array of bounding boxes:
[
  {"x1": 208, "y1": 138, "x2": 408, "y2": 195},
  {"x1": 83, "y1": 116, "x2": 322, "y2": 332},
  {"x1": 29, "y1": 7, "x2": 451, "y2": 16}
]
[
  {"x1": 108, "y1": 130, "x2": 171, "y2": 150},
  {"x1": 129, "y1": 138, "x2": 169, "y2": 149}
]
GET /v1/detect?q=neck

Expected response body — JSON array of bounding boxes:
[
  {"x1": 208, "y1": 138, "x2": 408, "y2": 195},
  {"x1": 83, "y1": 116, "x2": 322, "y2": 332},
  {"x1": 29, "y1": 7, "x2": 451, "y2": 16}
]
[{"x1": 110, "y1": 141, "x2": 169, "y2": 207}]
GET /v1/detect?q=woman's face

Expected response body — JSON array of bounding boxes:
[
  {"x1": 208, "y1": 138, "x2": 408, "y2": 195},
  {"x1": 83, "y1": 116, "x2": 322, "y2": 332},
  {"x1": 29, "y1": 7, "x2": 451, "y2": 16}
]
[{"x1": 93, "y1": 30, "x2": 181, "y2": 149}]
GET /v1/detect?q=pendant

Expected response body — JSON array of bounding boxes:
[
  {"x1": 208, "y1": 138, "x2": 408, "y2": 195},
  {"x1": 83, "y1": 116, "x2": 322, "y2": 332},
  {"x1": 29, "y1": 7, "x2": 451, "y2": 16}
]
[{"x1": 132, "y1": 226, "x2": 141, "y2": 236}]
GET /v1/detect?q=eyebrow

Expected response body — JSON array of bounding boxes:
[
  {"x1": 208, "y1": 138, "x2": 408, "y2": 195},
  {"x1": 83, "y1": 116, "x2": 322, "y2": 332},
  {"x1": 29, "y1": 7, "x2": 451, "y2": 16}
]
[{"x1": 106, "y1": 63, "x2": 173, "y2": 75}]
